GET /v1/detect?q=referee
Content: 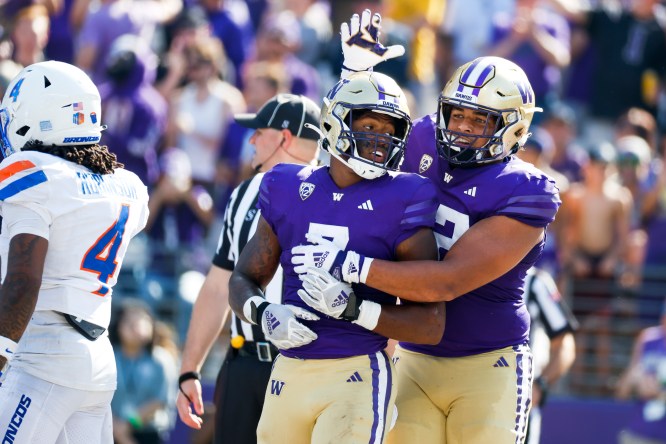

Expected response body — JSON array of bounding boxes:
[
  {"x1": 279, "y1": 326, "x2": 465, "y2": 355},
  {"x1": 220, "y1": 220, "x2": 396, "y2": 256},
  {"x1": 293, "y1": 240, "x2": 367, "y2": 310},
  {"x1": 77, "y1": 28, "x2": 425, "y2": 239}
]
[
  {"x1": 175, "y1": 94, "x2": 321, "y2": 443},
  {"x1": 523, "y1": 267, "x2": 578, "y2": 444}
]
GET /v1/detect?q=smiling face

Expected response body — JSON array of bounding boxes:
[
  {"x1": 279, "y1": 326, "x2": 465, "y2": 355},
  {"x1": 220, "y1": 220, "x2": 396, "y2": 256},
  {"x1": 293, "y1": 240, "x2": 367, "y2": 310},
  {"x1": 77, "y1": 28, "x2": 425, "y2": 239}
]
[
  {"x1": 350, "y1": 110, "x2": 399, "y2": 164},
  {"x1": 447, "y1": 106, "x2": 498, "y2": 149}
]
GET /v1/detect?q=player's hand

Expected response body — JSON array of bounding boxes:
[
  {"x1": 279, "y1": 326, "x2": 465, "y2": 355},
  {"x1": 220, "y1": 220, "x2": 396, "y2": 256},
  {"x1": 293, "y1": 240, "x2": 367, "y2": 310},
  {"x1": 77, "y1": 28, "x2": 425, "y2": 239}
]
[
  {"x1": 297, "y1": 268, "x2": 361, "y2": 319},
  {"x1": 291, "y1": 233, "x2": 369, "y2": 284},
  {"x1": 259, "y1": 303, "x2": 320, "y2": 349},
  {"x1": 341, "y1": 9, "x2": 405, "y2": 74},
  {"x1": 176, "y1": 379, "x2": 204, "y2": 429}
]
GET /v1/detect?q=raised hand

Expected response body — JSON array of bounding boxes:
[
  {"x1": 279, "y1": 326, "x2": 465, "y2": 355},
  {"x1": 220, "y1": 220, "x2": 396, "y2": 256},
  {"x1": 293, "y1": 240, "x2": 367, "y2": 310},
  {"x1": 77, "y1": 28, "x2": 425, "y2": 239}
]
[{"x1": 340, "y1": 9, "x2": 405, "y2": 74}]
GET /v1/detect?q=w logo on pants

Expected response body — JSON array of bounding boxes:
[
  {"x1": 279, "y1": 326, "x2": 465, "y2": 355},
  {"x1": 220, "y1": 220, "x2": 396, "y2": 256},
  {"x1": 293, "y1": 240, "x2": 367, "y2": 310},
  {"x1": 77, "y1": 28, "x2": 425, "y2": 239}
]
[{"x1": 270, "y1": 380, "x2": 285, "y2": 396}]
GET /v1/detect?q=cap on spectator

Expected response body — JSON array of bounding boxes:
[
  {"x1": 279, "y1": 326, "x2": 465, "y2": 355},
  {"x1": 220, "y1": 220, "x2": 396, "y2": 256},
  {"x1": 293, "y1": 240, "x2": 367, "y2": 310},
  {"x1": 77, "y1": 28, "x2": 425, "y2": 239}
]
[
  {"x1": 615, "y1": 135, "x2": 651, "y2": 167},
  {"x1": 587, "y1": 141, "x2": 616, "y2": 165},
  {"x1": 235, "y1": 94, "x2": 320, "y2": 141},
  {"x1": 172, "y1": 6, "x2": 209, "y2": 32}
]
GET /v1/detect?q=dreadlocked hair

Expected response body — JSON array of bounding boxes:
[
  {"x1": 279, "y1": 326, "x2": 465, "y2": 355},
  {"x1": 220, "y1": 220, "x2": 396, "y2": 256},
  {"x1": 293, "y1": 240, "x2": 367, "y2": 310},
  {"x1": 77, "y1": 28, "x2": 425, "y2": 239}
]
[{"x1": 22, "y1": 141, "x2": 124, "y2": 174}]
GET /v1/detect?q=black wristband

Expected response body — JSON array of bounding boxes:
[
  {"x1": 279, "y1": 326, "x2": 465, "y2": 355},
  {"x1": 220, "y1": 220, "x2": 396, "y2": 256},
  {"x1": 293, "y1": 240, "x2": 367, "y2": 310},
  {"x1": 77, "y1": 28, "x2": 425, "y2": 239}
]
[
  {"x1": 178, "y1": 371, "x2": 201, "y2": 405},
  {"x1": 251, "y1": 301, "x2": 271, "y2": 325},
  {"x1": 178, "y1": 371, "x2": 201, "y2": 386},
  {"x1": 340, "y1": 292, "x2": 361, "y2": 322}
]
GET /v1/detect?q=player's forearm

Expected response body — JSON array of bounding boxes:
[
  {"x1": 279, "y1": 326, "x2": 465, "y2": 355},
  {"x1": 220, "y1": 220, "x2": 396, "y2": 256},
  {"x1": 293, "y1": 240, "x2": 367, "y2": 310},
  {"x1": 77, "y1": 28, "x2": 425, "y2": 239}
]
[
  {"x1": 373, "y1": 302, "x2": 445, "y2": 345},
  {"x1": 228, "y1": 271, "x2": 265, "y2": 324},
  {"x1": 0, "y1": 236, "x2": 47, "y2": 343},
  {"x1": 365, "y1": 259, "x2": 459, "y2": 302},
  {"x1": 180, "y1": 285, "x2": 227, "y2": 372}
]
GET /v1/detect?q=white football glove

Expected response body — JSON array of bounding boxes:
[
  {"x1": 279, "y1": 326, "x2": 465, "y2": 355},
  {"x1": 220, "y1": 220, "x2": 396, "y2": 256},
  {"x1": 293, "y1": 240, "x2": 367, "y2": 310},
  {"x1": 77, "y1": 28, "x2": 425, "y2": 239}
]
[
  {"x1": 244, "y1": 297, "x2": 320, "y2": 350},
  {"x1": 291, "y1": 233, "x2": 373, "y2": 284},
  {"x1": 297, "y1": 268, "x2": 360, "y2": 319},
  {"x1": 341, "y1": 9, "x2": 405, "y2": 76}
]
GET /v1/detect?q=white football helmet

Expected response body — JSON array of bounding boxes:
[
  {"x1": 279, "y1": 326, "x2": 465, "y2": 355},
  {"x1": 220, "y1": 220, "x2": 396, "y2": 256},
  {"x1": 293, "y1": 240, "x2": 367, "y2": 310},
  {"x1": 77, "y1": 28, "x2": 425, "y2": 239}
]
[
  {"x1": 321, "y1": 71, "x2": 411, "y2": 179},
  {"x1": 437, "y1": 56, "x2": 542, "y2": 166},
  {"x1": 0, "y1": 61, "x2": 103, "y2": 158}
]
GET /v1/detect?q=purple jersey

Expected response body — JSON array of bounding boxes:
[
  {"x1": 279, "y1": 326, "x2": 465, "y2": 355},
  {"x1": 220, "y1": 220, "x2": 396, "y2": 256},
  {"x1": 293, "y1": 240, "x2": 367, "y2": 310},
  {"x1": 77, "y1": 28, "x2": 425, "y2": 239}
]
[
  {"x1": 258, "y1": 164, "x2": 438, "y2": 359},
  {"x1": 399, "y1": 115, "x2": 561, "y2": 357}
]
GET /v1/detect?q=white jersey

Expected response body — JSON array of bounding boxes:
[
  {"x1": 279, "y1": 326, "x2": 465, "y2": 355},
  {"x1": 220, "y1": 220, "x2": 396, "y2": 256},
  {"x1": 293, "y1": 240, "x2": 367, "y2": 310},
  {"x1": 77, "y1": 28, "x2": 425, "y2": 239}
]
[{"x1": 0, "y1": 151, "x2": 149, "y2": 329}]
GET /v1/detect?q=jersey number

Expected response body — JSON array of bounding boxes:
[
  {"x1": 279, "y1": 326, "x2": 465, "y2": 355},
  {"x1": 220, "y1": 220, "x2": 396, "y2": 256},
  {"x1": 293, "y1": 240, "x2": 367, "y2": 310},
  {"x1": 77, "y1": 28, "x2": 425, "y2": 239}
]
[
  {"x1": 434, "y1": 204, "x2": 470, "y2": 256},
  {"x1": 80, "y1": 205, "x2": 130, "y2": 296},
  {"x1": 307, "y1": 223, "x2": 349, "y2": 249}
]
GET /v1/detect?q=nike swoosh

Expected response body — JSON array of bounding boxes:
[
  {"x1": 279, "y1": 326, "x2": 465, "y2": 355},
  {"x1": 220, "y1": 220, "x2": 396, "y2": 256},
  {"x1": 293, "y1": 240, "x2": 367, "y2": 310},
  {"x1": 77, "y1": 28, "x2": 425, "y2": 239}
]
[{"x1": 5, "y1": 348, "x2": 13, "y2": 354}]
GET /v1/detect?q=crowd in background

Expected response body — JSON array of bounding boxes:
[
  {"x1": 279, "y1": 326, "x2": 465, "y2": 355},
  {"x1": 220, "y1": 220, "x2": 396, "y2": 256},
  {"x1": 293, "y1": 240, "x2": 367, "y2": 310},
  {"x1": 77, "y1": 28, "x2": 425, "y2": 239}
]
[{"x1": 1, "y1": 0, "x2": 666, "y2": 441}]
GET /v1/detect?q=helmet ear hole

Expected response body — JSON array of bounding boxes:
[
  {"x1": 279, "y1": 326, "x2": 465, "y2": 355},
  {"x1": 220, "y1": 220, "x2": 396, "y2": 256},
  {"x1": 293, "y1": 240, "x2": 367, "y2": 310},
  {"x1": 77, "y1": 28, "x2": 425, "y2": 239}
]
[{"x1": 16, "y1": 126, "x2": 29, "y2": 136}]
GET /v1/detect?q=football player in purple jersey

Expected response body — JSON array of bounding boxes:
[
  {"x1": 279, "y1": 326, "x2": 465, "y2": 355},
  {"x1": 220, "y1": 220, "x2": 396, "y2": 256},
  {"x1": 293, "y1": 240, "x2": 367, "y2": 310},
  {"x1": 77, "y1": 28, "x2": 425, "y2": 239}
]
[
  {"x1": 290, "y1": 10, "x2": 561, "y2": 444},
  {"x1": 228, "y1": 70, "x2": 446, "y2": 444}
]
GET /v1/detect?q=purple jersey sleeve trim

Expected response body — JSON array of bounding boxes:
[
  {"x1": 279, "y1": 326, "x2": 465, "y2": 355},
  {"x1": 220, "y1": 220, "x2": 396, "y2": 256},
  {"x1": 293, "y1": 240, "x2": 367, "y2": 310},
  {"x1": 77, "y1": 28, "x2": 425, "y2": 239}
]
[{"x1": 506, "y1": 195, "x2": 559, "y2": 204}]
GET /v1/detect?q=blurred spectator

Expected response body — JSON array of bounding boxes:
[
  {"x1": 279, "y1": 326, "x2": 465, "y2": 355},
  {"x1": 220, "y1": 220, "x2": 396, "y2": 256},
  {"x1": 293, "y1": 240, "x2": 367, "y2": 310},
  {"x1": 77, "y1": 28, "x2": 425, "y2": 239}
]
[
  {"x1": 45, "y1": 0, "x2": 75, "y2": 63},
  {"x1": 523, "y1": 267, "x2": 578, "y2": 444},
  {"x1": 640, "y1": 142, "x2": 666, "y2": 325},
  {"x1": 75, "y1": 0, "x2": 182, "y2": 83},
  {"x1": 615, "y1": 135, "x2": 653, "y2": 228},
  {"x1": 566, "y1": 142, "x2": 633, "y2": 394},
  {"x1": 488, "y1": 0, "x2": 571, "y2": 112},
  {"x1": 252, "y1": 10, "x2": 320, "y2": 101},
  {"x1": 100, "y1": 34, "x2": 167, "y2": 187},
  {"x1": 10, "y1": 4, "x2": 50, "y2": 67},
  {"x1": 200, "y1": 0, "x2": 255, "y2": 88},
  {"x1": 384, "y1": 0, "x2": 444, "y2": 111},
  {"x1": 218, "y1": 60, "x2": 289, "y2": 208},
  {"x1": 165, "y1": 34, "x2": 245, "y2": 193},
  {"x1": 438, "y1": 0, "x2": 515, "y2": 84},
  {"x1": 615, "y1": 299, "x2": 666, "y2": 444},
  {"x1": 541, "y1": 102, "x2": 587, "y2": 184},
  {"x1": 561, "y1": 0, "x2": 666, "y2": 144},
  {"x1": 143, "y1": 146, "x2": 214, "y2": 338},
  {"x1": 283, "y1": 0, "x2": 332, "y2": 68},
  {"x1": 518, "y1": 128, "x2": 571, "y2": 280},
  {"x1": 110, "y1": 299, "x2": 178, "y2": 444}
]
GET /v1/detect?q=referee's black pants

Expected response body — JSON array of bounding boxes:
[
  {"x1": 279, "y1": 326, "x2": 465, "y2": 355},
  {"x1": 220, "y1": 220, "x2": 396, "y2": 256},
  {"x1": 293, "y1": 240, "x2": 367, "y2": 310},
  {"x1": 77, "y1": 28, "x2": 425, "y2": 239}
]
[{"x1": 213, "y1": 344, "x2": 276, "y2": 444}]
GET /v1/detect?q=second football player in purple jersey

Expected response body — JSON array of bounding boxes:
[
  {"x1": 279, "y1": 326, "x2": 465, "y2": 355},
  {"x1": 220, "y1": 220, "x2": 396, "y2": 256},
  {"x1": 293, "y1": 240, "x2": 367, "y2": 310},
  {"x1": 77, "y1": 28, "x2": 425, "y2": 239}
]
[
  {"x1": 291, "y1": 10, "x2": 561, "y2": 444},
  {"x1": 229, "y1": 70, "x2": 445, "y2": 444}
]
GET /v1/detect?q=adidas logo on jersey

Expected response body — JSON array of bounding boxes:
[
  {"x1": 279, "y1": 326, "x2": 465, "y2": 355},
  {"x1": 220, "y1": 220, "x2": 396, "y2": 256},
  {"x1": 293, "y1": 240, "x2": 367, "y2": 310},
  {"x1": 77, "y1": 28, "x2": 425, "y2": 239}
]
[
  {"x1": 464, "y1": 187, "x2": 477, "y2": 197},
  {"x1": 331, "y1": 290, "x2": 350, "y2": 308},
  {"x1": 493, "y1": 356, "x2": 510, "y2": 368},
  {"x1": 264, "y1": 311, "x2": 281, "y2": 334},
  {"x1": 358, "y1": 200, "x2": 374, "y2": 210},
  {"x1": 347, "y1": 371, "x2": 363, "y2": 382},
  {"x1": 444, "y1": 172, "x2": 453, "y2": 183}
]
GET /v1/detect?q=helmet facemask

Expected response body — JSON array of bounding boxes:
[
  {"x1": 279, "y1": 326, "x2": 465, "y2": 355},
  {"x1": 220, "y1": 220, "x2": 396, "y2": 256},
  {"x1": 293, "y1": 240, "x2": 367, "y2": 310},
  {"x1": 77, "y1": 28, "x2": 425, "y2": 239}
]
[
  {"x1": 436, "y1": 56, "x2": 540, "y2": 166},
  {"x1": 321, "y1": 71, "x2": 412, "y2": 180}
]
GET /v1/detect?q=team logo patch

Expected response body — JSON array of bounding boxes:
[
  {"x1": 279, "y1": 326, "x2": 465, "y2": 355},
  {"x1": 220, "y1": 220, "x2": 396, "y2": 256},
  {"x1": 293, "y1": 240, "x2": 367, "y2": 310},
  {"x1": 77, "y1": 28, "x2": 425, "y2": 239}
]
[
  {"x1": 299, "y1": 182, "x2": 315, "y2": 201},
  {"x1": 419, "y1": 154, "x2": 433, "y2": 173},
  {"x1": 73, "y1": 112, "x2": 84, "y2": 125}
]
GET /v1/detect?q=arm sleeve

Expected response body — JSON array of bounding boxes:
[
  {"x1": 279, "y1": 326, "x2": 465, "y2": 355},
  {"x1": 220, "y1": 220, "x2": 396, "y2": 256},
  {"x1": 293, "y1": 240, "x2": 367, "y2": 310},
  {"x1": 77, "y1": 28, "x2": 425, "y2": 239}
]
[
  {"x1": 394, "y1": 179, "x2": 438, "y2": 247},
  {"x1": 497, "y1": 175, "x2": 561, "y2": 227}
]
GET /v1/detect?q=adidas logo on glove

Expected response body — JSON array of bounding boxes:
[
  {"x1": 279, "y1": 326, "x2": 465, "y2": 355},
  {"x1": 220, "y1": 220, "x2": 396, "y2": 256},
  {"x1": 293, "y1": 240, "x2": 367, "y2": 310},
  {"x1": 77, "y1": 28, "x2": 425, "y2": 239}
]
[
  {"x1": 314, "y1": 251, "x2": 329, "y2": 268},
  {"x1": 265, "y1": 311, "x2": 281, "y2": 334},
  {"x1": 331, "y1": 290, "x2": 350, "y2": 308}
]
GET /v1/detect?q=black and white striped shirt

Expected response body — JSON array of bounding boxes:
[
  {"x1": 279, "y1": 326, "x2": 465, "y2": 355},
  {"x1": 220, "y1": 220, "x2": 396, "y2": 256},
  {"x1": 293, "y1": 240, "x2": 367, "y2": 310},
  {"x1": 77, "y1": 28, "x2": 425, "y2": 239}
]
[
  {"x1": 524, "y1": 267, "x2": 578, "y2": 375},
  {"x1": 212, "y1": 173, "x2": 284, "y2": 343}
]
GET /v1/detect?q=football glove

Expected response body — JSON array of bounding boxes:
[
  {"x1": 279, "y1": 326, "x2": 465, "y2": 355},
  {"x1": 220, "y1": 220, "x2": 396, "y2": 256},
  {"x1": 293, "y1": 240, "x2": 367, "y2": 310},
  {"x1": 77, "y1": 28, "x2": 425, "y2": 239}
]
[
  {"x1": 244, "y1": 297, "x2": 320, "y2": 350},
  {"x1": 297, "y1": 268, "x2": 360, "y2": 319},
  {"x1": 291, "y1": 233, "x2": 373, "y2": 284},
  {"x1": 341, "y1": 9, "x2": 405, "y2": 76}
]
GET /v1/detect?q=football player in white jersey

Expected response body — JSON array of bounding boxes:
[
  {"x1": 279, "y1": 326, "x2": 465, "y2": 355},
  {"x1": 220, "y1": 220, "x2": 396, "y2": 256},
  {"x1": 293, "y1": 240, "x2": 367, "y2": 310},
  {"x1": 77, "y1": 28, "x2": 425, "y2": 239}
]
[{"x1": 0, "y1": 61, "x2": 149, "y2": 443}]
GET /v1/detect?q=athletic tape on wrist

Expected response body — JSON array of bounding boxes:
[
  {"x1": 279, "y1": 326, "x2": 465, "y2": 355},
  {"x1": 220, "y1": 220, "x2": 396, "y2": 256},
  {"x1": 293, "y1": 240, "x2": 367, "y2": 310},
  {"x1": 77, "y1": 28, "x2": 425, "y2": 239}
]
[
  {"x1": 0, "y1": 336, "x2": 18, "y2": 363},
  {"x1": 359, "y1": 257, "x2": 373, "y2": 284},
  {"x1": 352, "y1": 300, "x2": 381, "y2": 331}
]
